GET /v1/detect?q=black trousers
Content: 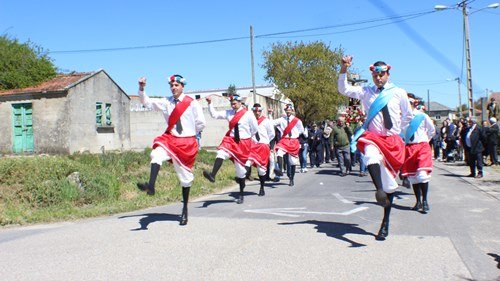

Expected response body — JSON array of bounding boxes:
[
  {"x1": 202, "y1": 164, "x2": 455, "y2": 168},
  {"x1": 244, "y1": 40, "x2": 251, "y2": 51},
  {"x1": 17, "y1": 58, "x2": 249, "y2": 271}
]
[{"x1": 468, "y1": 150, "x2": 484, "y2": 175}]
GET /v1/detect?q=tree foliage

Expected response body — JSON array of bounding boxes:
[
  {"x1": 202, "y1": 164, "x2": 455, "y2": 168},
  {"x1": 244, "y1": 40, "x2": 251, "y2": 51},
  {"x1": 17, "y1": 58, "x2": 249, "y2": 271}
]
[
  {"x1": 0, "y1": 35, "x2": 57, "y2": 90},
  {"x1": 227, "y1": 84, "x2": 237, "y2": 96},
  {"x1": 262, "y1": 41, "x2": 347, "y2": 124}
]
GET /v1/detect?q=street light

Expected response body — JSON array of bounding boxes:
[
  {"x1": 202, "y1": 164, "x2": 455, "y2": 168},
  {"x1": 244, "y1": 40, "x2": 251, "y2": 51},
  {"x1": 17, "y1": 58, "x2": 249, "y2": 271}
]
[{"x1": 435, "y1": 1, "x2": 499, "y2": 118}]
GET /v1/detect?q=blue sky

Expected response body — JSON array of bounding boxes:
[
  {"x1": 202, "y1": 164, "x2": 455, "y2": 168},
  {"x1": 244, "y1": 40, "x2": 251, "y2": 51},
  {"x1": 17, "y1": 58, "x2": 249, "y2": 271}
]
[{"x1": 1, "y1": 0, "x2": 499, "y2": 109}]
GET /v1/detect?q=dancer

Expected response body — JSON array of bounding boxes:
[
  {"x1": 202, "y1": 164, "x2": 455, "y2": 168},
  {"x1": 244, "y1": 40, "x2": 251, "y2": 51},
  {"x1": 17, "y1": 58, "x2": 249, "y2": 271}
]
[
  {"x1": 136, "y1": 75, "x2": 206, "y2": 225},
  {"x1": 401, "y1": 94, "x2": 436, "y2": 213},
  {"x1": 245, "y1": 103, "x2": 275, "y2": 196},
  {"x1": 270, "y1": 104, "x2": 306, "y2": 186},
  {"x1": 338, "y1": 56, "x2": 411, "y2": 240},
  {"x1": 203, "y1": 94, "x2": 258, "y2": 204}
]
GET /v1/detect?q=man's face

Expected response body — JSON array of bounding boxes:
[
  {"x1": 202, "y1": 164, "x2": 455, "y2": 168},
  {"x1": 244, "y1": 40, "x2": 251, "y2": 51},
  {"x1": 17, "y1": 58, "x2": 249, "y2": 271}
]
[
  {"x1": 231, "y1": 100, "x2": 241, "y2": 110},
  {"x1": 285, "y1": 108, "x2": 293, "y2": 116},
  {"x1": 253, "y1": 107, "x2": 262, "y2": 118},
  {"x1": 170, "y1": 82, "x2": 183, "y2": 97},
  {"x1": 371, "y1": 71, "x2": 390, "y2": 89}
]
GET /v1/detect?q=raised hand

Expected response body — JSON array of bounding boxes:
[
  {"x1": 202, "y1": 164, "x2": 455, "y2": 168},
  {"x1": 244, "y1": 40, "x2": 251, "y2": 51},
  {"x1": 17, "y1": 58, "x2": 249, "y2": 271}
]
[{"x1": 138, "y1": 77, "x2": 147, "y2": 91}]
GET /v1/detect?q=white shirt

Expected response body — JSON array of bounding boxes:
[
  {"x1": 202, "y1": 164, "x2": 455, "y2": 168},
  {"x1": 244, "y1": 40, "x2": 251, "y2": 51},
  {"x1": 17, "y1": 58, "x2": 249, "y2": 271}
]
[
  {"x1": 466, "y1": 124, "x2": 476, "y2": 148},
  {"x1": 271, "y1": 115, "x2": 305, "y2": 138},
  {"x1": 253, "y1": 117, "x2": 275, "y2": 144},
  {"x1": 408, "y1": 109, "x2": 436, "y2": 144},
  {"x1": 208, "y1": 104, "x2": 258, "y2": 139},
  {"x1": 138, "y1": 90, "x2": 206, "y2": 137},
  {"x1": 338, "y1": 73, "x2": 412, "y2": 136}
]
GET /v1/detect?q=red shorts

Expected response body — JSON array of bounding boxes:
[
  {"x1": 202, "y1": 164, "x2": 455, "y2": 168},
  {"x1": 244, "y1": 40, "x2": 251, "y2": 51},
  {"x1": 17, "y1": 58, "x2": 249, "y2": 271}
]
[
  {"x1": 218, "y1": 136, "x2": 252, "y2": 166},
  {"x1": 248, "y1": 142, "x2": 271, "y2": 170},
  {"x1": 153, "y1": 134, "x2": 198, "y2": 171},
  {"x1": 401, "y1": 142, "x2": 433, "y2": 177},
  {"x1": 275, "y1": 138, "x2": 300, "y2": 157},
  {"x1": 357, "y1": 131, "x2": 405, "y2": 177}
]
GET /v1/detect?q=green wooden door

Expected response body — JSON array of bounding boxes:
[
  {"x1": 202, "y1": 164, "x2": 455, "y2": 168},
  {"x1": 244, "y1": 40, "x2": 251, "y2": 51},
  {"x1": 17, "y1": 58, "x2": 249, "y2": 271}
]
[{"x1": 12, "y1": 103, "x2": 34, "y2": 153}]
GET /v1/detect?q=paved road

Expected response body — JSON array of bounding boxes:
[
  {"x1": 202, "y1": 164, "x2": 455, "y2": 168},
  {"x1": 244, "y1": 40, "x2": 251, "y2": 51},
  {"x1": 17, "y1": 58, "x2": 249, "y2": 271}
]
[{"x1": 0, "y1": 161, "x2": 499, "y2": 281}]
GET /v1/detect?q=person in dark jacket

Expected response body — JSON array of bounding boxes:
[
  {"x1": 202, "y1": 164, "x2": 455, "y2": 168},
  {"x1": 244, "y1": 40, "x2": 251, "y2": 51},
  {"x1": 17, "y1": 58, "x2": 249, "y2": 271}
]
[
  {"x1": 331, "y1": 117, "x2": 352, "y2": 176},
  {"x1": 309, "y1": 123, "x2": 323, "y2": 168},
  {"x1": 465, "y1": 119, "x2": 485, "y2": 178},
  {"x1": 485, "y1": 117, "x2": 499, "y2": 165}
]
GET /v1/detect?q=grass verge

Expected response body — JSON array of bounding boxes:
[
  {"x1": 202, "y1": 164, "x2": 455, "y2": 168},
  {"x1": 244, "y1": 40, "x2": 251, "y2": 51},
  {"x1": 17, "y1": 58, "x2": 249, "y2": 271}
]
[{"x1": 0, "y1": 149, "x2": 237, "y2": 226}]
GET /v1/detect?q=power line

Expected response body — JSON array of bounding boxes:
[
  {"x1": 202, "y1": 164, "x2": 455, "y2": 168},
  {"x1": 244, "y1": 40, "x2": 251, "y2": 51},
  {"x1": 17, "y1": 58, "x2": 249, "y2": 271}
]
[
  {"x1": 49, "y1": 9, "x2": 436, "y2": 54},
  {"x1": 258, "y1": 12, "x2": 433, "y2": 39},
  {"x1": 50, "y1": 36, "x2": 249, "y2": 54},
  {"x1": 256, "y1": 10, "x2": 435, "y2": 38}
]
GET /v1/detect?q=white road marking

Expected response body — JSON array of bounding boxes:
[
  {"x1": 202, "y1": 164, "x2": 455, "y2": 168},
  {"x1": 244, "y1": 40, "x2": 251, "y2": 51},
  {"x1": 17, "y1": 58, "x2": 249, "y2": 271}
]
[
  {"x1": 244, "y1": 207, "x2": 368, "y2": 217},
  {"x1": 332, "y1": 193, "x2": 354, "y2": 204}
]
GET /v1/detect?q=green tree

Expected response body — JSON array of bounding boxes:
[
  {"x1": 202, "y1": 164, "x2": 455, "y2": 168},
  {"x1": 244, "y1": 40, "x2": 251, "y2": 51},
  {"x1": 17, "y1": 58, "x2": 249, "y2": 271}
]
[
  {"x1": 0, "y1": 35, "x2": 57, "y2": 90},
  {"x1": 262, "y1": 41, "x2": 347, "y2": 124},
  {"x1": 227, "y1": 84, "x2": 237, "y2": 96}
]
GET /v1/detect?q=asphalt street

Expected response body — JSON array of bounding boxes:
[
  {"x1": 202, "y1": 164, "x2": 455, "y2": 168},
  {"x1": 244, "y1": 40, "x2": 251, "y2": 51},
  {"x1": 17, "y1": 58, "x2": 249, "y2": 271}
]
[{"x1": 0, "y1": 161, "x2": 498, "y2": 281}]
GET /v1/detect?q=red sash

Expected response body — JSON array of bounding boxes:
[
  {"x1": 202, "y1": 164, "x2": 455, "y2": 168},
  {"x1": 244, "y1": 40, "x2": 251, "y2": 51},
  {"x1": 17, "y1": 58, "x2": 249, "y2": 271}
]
[
  {"x1": 257, "y1": 116, "x2": 266, "y2": 125},
  {"x1": 225, "y1": 109, "x2": 247, "y2": 136},
  {"x1": 166, "y1": 96, "x2": 193, "y2": 134},
  {"x1": 282, "y1": 117, "x2": 299, "y2": 138}
]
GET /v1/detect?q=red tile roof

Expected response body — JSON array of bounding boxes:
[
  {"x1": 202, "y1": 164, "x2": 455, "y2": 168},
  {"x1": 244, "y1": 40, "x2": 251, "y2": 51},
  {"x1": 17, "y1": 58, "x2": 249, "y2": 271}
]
[{"x1": 0, "y1": 72, "x2": 93, "y2": 96}]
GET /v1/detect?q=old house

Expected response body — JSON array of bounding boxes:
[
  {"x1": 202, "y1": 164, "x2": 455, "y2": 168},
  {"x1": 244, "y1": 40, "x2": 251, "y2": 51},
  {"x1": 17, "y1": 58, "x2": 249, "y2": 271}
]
[{"x1": 0, "y1": 70, "x2": 131, "y2": 154}]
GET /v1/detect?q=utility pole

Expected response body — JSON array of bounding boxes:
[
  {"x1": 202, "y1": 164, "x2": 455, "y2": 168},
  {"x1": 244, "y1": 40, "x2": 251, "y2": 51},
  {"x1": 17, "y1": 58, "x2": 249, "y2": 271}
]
[
  {"x1": 250, "y1": 25, "x2": 257, "y2": 104},
  {"x1": 427, "y1": 89, "x2": 430, "y2": 113},
  {"x1": 456, "y1": 77, "x2": 462, "y2": 117},
  {"x1": 462, "y1": 1, "x2": 474, "y2": 118}
]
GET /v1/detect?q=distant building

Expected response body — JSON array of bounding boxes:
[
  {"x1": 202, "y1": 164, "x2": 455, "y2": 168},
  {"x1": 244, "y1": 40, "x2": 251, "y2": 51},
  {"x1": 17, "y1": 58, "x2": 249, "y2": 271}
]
[
  {"x1": 426, "y1": 101, "x2": 453, "y2": 121},
  {"x1": 0, "y1": 70, "x2": 131, "y2": 154}
]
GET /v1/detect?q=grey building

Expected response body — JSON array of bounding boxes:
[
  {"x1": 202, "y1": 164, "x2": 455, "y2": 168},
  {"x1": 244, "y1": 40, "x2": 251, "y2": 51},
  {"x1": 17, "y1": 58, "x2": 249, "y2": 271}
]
[
  {"x1": 426, "y1": 101, "x2": 453, "y2": 121},
  {"x1": 0, "y1": 70, "x2": 131, "y2": 154}
]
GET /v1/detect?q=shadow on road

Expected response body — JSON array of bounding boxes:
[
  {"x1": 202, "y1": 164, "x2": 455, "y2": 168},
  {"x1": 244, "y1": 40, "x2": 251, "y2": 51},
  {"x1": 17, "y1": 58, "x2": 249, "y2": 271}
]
[
  {"x1": 352, "y1": 190, "x2": 414, "y2": 211},
  {"x1": 315, "y1": 169, "x2": 339, "y2": 175},
  {"x1": 118, "y1": 213, "x2": 180, "y2": 231},
  {"x1": 279, "y1": 220, "x2": 375, "y2": 248},
  {"x1": 196, "y1": 191, "x2": 257, "y2": 208},
  {"x1": 443, "y1": 173, "x2": 467, "y2": 178},
  {"x1": 487, "y1": 252, "x2": 500, "y2": 269}
]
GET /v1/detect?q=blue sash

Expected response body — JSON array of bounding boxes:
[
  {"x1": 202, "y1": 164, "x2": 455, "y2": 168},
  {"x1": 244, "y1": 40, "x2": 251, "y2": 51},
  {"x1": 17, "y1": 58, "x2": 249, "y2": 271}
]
[
  {"x1": 403, "y1": 113, "x2": 425, "y2": 144},
  {"x1": 350, "y1": 85, "x2": 396, "y2": 153}
]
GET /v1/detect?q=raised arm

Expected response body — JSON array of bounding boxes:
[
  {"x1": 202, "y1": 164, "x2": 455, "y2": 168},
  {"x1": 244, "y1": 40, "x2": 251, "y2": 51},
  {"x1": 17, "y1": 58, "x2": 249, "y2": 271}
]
[
  {"x1": 137, "y1": 77, "x2": 168, "y2": 111},
  {"x1": 206, "y1": 96, "x2": 228, "y2": 119},
  {"x1": 338, "y1": 56, "x2": 365, "y2": 100}
]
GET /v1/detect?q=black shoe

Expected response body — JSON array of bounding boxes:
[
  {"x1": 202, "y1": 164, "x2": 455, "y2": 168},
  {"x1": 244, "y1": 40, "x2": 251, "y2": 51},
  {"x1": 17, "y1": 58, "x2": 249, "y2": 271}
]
[
  {"x1": 236, "y1": 194, "x2": 244, "y2": 204},
  {"x1": 289, "y1": 179, "x2": 294, "y2": 186},
  {"x1": 402, "y1": 178, "x2": 411, "y2": 189},
  {"x1": 258, "y1": 187, "x2": 265, "y2": 196},
  {"x1": 180, "y1": 208, "x2": 188, "y2": 226},
  {"x1": 412, "y1": 201, "x2": 422, "y2": 211},
  {"x1": 422, "y1": 201, "x2": 430, "y2": 213},
  {"x1": 274, "y1": 168, "x2": 283, "y2": 177},
  {"x1": 137, "y1": 182, "x2": 155, "y2": 196},
  {"x1": 375, "y1": 189, "x2": 389, "y2": 207},
  {"x1": 340, "y1": 172, "x2": 347, "y2": 177},
  {"x1": 272, "y1": 177, "x2": 280, "y2": 182},
  {"x1": 203, "y1": 170, "x2": 215, "y2": 183},
  {"x1": 475, "y1": 173, "x2": 483, "y2": 178},
  {"x1": 376, "y1": 222, "x2": 389, "y2": 241},
  {"x1": 466, "y1": 173, "x2": 475, "y2": 177}
]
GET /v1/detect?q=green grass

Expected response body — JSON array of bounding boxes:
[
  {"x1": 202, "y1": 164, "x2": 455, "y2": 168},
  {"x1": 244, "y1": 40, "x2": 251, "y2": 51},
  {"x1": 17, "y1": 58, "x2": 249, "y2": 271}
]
[{"x1": 0, "y1": 149, "x2": 237, "y2": 226}]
